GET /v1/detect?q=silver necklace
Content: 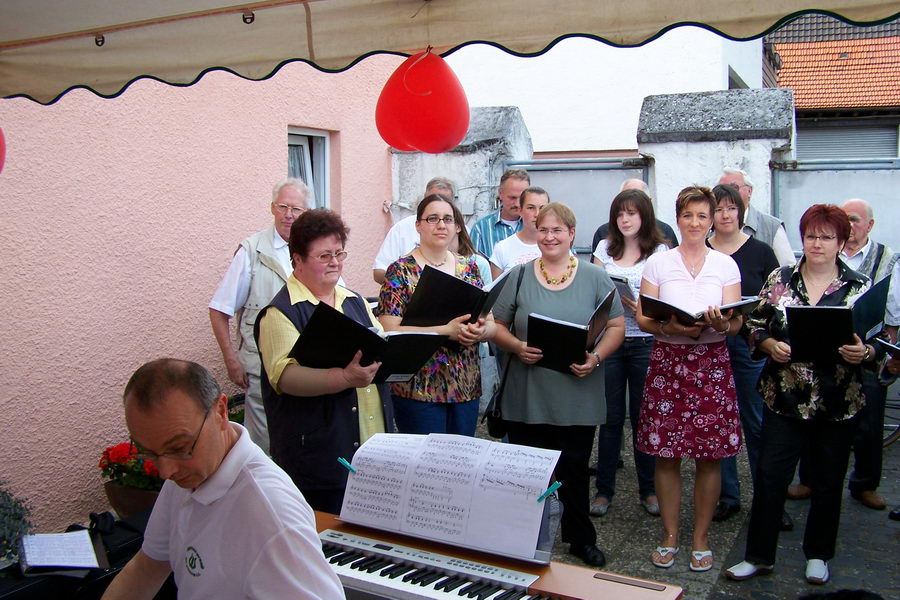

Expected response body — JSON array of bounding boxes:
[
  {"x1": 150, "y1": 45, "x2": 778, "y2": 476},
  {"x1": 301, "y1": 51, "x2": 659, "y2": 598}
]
[{"x1": 679, "y1": 248, "x2": 707, "y2": 276}]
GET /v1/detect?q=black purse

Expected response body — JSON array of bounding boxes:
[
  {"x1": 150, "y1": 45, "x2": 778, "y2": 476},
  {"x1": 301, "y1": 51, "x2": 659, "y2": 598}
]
[{"x1": 482, "y1": 265, "x2": 526, "y2": 439}]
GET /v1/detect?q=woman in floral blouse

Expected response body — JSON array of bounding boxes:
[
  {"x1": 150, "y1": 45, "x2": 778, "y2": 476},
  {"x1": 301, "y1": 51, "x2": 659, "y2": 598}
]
[
  {"x1": 377, "y1": 194, "x2": 489, "y2": 436},
  {"x1": 726, "y1": 204, "x2": 879, "y2": 586}
]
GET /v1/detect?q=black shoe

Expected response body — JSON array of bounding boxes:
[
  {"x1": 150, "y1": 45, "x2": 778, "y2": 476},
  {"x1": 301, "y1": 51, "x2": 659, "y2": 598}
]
[
  {"x1": 569, "y1": 543, "x2": 607, "y2": 568},
  {"x1": 889, "y1": 506, "x2": 900, "y2": 521},
  {"x1": 712, "y1": 501, "x2": 740, "y2": 522},
  {"x1": 780, "y1": 510, "x2": 794, "y2": 531}
]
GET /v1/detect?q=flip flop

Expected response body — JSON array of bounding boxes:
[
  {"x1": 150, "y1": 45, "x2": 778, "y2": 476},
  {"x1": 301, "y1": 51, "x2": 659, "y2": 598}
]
[
  {"x1": 650, "y1": 546, "x2": 679, "y2": 568},
  {"x1": 689, "y1": 549, "x2": 713, "y2": 572}
]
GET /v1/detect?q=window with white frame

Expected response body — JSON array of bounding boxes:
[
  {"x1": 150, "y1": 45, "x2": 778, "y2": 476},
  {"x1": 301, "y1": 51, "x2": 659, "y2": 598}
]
[{"x1": 288, "y1": 128, "x2": 329, "y2": 208}]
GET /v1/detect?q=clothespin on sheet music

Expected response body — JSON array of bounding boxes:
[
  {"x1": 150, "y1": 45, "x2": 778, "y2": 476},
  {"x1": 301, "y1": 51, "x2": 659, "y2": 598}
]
[
  {"x1": 537, "y1": 481, "x2": 562, "y2": 503},
  {"x1": 337, "y1": 457, "x2": 357, "y2": 474}
]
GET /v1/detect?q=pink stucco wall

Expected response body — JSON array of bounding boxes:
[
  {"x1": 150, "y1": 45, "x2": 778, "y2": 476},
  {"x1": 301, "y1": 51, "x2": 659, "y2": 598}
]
[{"x1": 0, "y1": 55, "x2": 402, "y2": 531}]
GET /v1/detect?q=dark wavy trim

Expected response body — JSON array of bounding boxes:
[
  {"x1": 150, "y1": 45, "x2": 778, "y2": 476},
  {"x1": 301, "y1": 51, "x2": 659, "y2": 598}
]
[{"x1": 5, "y1": 9, "x2": 898, "y2": 106}]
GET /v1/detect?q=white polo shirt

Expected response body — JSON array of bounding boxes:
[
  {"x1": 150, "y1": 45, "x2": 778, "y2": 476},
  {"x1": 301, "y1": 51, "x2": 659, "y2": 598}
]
[
  {"x1": 142, "y1": 423, "x2": 344, "y2": 599},
  {"x1": 372, "y1": 214, "x2": 419, "y2": 271}
]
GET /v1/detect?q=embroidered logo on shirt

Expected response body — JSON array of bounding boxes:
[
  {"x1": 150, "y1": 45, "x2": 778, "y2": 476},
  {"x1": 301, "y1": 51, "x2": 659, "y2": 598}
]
[{"x1": 185, "y1": 546, "x2": 205, "y2": 577}]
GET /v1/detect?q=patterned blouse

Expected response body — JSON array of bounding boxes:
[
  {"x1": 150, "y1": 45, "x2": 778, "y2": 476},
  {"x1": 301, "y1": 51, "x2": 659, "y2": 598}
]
[
  {"x1": 746, "y1": 259, "x2": 870, "y2": 421},
  {"x1": 377, "y1": 254, "x2": 483, "y2": 403}
]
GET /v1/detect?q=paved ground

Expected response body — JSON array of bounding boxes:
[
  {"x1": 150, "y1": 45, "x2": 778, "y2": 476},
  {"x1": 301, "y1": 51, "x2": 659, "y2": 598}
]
[{"x1": 476, "y1": 421, "x2": 899, "y2": 599}]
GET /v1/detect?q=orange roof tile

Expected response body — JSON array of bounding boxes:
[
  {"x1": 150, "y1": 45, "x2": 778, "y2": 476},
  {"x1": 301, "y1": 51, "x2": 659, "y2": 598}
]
[{"x1": 775, "y1": 37, "x2": 900, "y2": 109}]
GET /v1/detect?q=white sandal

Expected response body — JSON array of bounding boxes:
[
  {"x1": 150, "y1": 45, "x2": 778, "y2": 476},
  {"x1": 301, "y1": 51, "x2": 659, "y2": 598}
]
[
  {"x1": 650, "y1": 546, "x2": 679, "y2": 568},
  {"x1": 689, "y1": 549, "x2": 713, "y2": 572}
]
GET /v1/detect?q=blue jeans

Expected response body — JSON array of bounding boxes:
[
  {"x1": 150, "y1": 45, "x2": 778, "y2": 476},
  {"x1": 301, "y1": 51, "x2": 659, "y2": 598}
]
[
  {"x1": 595, "y1": 336, "x2": 656, "y2": 500},
  {"x1": 720, "y1": 335, "x2": 766, "y2": 506},
  {"x1": 391, "y1": 395, "x2": 479, "y2": 436}
]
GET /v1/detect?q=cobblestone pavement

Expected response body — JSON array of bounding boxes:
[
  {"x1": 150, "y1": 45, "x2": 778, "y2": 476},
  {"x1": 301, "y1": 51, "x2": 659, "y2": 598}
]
[{"x1": 477, "y1": 421, "x2": 899, "y2": 599}]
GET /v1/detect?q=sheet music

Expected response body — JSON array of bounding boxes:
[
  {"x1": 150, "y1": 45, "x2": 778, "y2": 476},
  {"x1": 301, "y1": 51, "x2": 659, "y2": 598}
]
[
  {"x1": 340, "y1": 433, "x2": 560, "y2": 560},
  {"x1": 20, "y1": 530, "x2": 99, "y2": 568},
  {"x1": 467, "y1": 443, "x2": 560, "y2": 556},
  {"x1": 401, "y1": 434, "x2": 490, "y2": 544},
  {"x1": 340, "y1": 434, "x2": 423, "y2": 530}
]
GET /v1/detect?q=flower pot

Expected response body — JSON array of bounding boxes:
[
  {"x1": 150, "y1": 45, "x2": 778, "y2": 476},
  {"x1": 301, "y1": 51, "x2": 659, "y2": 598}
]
[{"x1": 103, "y1": 481, "x2": 159, "y2": 518}]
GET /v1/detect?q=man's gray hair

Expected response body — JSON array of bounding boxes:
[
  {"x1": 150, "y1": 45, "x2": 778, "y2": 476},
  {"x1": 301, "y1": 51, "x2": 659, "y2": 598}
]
[
  {"x1": 722, "y1": 167, "x2": 754, "y2": 189},
  {"x1": 619, "y1": 179, "x2": 650, "y2": 194},
  {"x1": 425, "y1": 176, "x2": 456, "y2": 199},
  {"x1": 124, "y1": 358, "x2": 221, "y2": 413},
  {"x1": 843, "y1": 198, "x2": 874, "y2": 220},
  {"x1": 271, "y1": 177, "x2": 310, "y2": 204}
]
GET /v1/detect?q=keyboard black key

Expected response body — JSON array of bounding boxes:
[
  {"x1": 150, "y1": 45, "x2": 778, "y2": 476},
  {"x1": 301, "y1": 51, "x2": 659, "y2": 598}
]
[
  {"x1": 419, "y1": 571, "x2": 444, "y2": 586},
  {"x1": 336, "y1": 552, "x2": 363, "y2": 566},
  {"x1": 328, "y1": 551, "x2": 352, "y2": 564},
  {"x1": 365, "y1": 559, "x2": 392, "y2": 573},
  {"x1": 403, "y1": 568, "x2": 426, "y2": 583},
  {"x1": 443, "y1": 578, "x2": 469, "y2": 593},
  {"x1": 458, "y1": 581, "x2": 481, "y2": 596},
  {"x1": 322, "y1": 545, "x2": 343, "y2": 558},
  {"x1": 349, "y1": 556, "x2": 375, "y2": 570},
  {"x1": 466, "y1": 583, "x2": 490, "y2": 598},
  {"x1": 493, "y1": 589, "x2": 518, "y2": 600},
  {"x1": 387, "y1": 565, "x2": 415, "y2": 579},
  {"x1": 476, "y1": 584, "x2": 503, "y2": 599}
]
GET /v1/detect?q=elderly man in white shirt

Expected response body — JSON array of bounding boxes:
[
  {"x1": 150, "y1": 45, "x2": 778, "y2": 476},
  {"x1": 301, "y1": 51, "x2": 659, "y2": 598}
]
[
  {"x1": 101, "y1": 358, "x2": 344, "y2": 600},
  {"x1": 209, "y1": 178, "x2": 310, "y2": 455}
]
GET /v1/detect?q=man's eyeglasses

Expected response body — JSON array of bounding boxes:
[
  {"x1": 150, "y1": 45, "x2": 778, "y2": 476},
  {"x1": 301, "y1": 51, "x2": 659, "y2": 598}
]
[
  {"x1": 273, "y1": 203, "x2": 306, "y2": 217},
  {"x1": 804, "y1": 234, "x2": 837, "y2": 243},
  {"x1": 312, "y1": 250, "x2": 349, "y2": 263},
  {"x1": 420, "y1": 215, "x2": 455, "y2": 225},
  {"x1": 131, "y1": 407, "x2": 211, "y2": 462}
]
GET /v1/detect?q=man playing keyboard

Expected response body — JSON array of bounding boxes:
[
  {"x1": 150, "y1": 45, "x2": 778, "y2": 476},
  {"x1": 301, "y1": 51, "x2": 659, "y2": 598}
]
[{"x1": 101, "y1": 358, "x2": 344, "y2": 599}]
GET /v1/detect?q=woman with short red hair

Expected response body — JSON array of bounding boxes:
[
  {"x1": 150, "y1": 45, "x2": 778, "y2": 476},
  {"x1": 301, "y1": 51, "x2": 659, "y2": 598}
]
[{"x1": 726, "y1": 204, "x2": 879, "y2": 585}]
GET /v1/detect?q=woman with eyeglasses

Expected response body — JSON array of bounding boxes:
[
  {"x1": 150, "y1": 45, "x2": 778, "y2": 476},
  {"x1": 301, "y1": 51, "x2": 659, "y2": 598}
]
[
  {"x1": 490, "y1": 202, "x2": 625, "y2": 567},
  {"x1": 255, "y1": 209, "x2": 393, "y2": 513},
  {"x1": 377, "y1": 194, "x2": 489, "y2": 436},
  {"x1": 726, "y1": 204, "x2": 878, "y2": 585},
  {"x1": 634, "y1": 185, "x2": 743, "y2": 573}
]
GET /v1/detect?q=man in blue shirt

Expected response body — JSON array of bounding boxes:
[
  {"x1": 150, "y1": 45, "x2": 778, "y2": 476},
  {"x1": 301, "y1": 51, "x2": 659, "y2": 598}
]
[{"x1": 470, "y1": 168, "x2": 530, "y2": 257}]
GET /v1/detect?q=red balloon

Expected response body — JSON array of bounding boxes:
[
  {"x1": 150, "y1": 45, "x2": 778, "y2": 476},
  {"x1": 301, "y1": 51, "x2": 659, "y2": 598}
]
[
  {"x1": 376, "y1": 51, "x2": 470, "y2": 154},
  {"x1": 0, "y1": 127, "x2": 5, "y2": 174}
]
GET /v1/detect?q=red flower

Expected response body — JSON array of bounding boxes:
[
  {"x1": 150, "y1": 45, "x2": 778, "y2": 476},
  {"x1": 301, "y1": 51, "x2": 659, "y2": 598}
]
[
  {"x1": 107, "y1": 442, "x2": 133, "y2": 464},
  {"x1": 143, "y1": 460, "x2": 159, "y2": 478}
]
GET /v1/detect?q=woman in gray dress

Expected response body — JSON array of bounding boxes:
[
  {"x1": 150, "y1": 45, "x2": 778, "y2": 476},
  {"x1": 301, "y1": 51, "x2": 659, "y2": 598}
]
[{"x1": 490, "y1": 202, "x2": 625, "y2": 567}]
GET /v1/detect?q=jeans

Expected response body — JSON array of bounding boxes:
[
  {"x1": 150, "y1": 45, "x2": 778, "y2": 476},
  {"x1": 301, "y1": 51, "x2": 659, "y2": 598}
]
[
  {"x1": 719, "y1": 335, "x2": 766, "y2": 506},
  {"x1": 391, "y1": 395, "x2": 479, "y2": 436},
  {"x1": 595, "y1": 336, "x2": 656, "y2": 500},
  {"x1": 744, "y1": 407, "x2": 855, "y2": 565}
]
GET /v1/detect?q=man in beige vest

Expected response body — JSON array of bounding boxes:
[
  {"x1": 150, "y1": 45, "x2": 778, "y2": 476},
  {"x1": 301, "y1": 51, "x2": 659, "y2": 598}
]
[{"x1": 209, "y1": 178, "x2": 309, "y2": 455}]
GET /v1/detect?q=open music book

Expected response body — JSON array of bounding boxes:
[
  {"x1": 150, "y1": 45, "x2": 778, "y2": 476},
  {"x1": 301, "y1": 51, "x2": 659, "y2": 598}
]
[
  {"x1": 640, "y1": 294, "x2": 759, "y2": 326},
  {"x1": 527, "y1": 289, "x2": 616, "y2": 374},
  {"x1": 339, "y1": 433, "x2": 561, "y2": 562},
  {"x1": 400, "y1": 265, "x2": 512, "y2": 327},
  {"x1": 786, "y1": 275, "x2": 890, "y2": 363},
  {"x1": 18, "y1": 529, "x2": 109, "y2": 577},
  {"x1": 289, "y1": 302, "x2": 447, "y2": 383}
]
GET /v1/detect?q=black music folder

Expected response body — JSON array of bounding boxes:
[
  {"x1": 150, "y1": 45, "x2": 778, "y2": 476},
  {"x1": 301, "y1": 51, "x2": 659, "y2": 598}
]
[
  {"x1": 639, "y1": 294, "x2": 759, "y2": 327},
  {"x1": 289, "y1": 302, "x2": 447, "y2": 383},
  {"x1": 786, "y1": 276, "x2": 890, "y2": 363},
  {"x1": 875, "y1": 337, "x2": 900, "y2": 359},
  {"x1": 527, "y1": 290, "x2": 615, "y2": 375},
  {"x1": 400, "y1": 265, "x2": 511, "y2": 327}
]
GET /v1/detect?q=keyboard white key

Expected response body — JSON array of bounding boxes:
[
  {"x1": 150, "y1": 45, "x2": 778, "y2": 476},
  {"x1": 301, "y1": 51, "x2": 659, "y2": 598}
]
[{"x1": 321, "y1": 530, "x2": 539, "y2": 600}]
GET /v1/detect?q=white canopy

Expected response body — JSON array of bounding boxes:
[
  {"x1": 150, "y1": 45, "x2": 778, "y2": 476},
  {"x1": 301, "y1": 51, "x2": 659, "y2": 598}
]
[{"x1": 2, "y1": 0, "x2": 898, "y2": 104}]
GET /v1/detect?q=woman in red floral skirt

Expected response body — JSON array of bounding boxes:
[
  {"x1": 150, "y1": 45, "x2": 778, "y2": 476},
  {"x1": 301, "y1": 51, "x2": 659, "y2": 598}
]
[{"x1": 634, "y1": 186, "x2": 744, "y2": 572}]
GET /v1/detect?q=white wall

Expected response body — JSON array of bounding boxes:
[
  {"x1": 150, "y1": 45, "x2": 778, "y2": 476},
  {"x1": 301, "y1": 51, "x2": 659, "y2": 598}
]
[{"x1": 446, "y1": 27, "x2": 763, "y2": 152}]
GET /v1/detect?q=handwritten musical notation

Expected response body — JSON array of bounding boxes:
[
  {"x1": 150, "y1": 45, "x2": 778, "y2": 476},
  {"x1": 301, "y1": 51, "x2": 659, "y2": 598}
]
[{"x1": 339, "y1": 433, "x2": 560, "y2": 560}]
